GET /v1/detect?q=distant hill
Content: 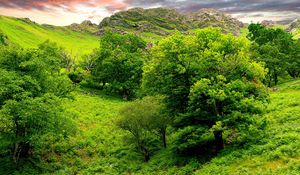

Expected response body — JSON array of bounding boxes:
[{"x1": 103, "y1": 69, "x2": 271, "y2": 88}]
[
  {"x1": 67, "y1": 20, "x2": 99, "y2": 34},
  {"x1": 0, "y1": 15, "x2": 99, "y2": 57},
  {"x1": 98, "y1": 7, "x2": 244, "y2": 36}
]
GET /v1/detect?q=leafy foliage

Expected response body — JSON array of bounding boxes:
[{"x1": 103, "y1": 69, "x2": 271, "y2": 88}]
[
  {"x1": 143, "y1": 27, "x2": 268, "y2": 153},
  {"x1": 92, "y1": 32, "x2": 146, "y2": 99},
  {"x1": 248, "y1": 24, "x2": 300, "y2": 85},
  {"x1": 118, "y1": 96, "x2": 170, "y2": 161},
  {"x1": 0, "y1": 42, "x2": 74, "y2": 165}
]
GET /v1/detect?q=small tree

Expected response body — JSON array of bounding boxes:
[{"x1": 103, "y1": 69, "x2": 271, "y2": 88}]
[
  {"x1": 0, "y1": 31, "x2": 8, "y2": 46},
  {"x1": 118, "y1": 96, "x2": 169, "y2": 161}
]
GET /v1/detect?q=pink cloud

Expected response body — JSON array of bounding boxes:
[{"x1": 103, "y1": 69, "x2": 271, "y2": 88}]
[{"x1": 0, "y1": 0, "x2": 130, "y2": 12}]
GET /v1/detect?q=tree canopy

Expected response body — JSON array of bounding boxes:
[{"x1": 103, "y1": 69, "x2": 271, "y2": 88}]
[
  {"x1": 91, "y1": 32, "x2": 147, "y2": 99},
  {"x1": 142, "y1": 27, "x2": 268, "y2": 153}
]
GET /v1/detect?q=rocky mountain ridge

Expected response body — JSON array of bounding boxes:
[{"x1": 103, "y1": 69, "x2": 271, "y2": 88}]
[{"x1": 96, "y1": 7, "x2": 244, "y2": 36}]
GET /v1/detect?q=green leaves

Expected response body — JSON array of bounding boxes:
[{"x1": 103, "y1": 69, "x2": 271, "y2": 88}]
[
  {"x1": 92, "y1": 32, "x2": 146, "y2": 99},
  {"x1": 0, "y1": 43, "x2": 74, "y2": 163},
  {"x1": 142, "y1": 27, "x2": 268, "y2": 153},
  {"x1": 248, "y1": 23, "x2": 300, "y2": 85},
  {"x1": 118, "y1": 96, "x2": 169, "y2": 160}
]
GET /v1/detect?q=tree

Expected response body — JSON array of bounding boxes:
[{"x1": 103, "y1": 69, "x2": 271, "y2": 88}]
[
  {"x1": 92, "y1": 32, "x2": 146, "y2": 99},
  {"x1": 118, "y1": 96, "x2": 169, "y2": 161},
  {"x1": 248, "y1": 24, "x2": 294, "y2": 85},
  {"x1": 142, "y1": 27, "x2": 268, "y2": 153},
  {"x1": 0, "y1": 43, "x2": 74, "y2": 163}
]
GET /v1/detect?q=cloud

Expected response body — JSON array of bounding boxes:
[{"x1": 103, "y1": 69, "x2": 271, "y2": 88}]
[
  {"x1": 0, "y1": 0, "x2": 129, "y2": 12},
  {"x1": 0, "y1": 0, "x2": 300, "y2": 25},
  {"x1": 126, "y1": 0, "x2": 300, "y2": 23}
]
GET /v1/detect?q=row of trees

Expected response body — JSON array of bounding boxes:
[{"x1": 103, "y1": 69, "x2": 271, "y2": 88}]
[{"x1": 0, "y1": 41, "x2": 75, "y2": 165}]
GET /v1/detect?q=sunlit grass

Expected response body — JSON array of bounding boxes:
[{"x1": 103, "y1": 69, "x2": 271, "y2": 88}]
[{"x1": 0, "y1": 15, "x2": 99, "y2": 58}]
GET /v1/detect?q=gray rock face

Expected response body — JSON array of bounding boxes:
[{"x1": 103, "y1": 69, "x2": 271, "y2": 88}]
[
  {"x1": 286, "y1": 19, "x2": 300, "y2": 32},
  {"x1": 186, "y1": 8, "x2": 244, "y2": 35},
  {"x1": 261, "y1": 20, "x2": 277, "y2": 27}
]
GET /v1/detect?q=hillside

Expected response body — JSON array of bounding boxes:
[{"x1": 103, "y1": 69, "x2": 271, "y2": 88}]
[
  {"x1": 5, "y1": 77, "x2": 299, "y2": 174},
  {"x1": 0, "y1": 15, "x2": 99, "y2": 57},
  {"x1": 98, "y1": 7, "x2": 244, "y2": 38},
  {"x1": 0, "y1": 9, "x2": 300, "y2": 174},
  {"x1": 67, "y1": 20, "x2": 99, "y2": 35}
]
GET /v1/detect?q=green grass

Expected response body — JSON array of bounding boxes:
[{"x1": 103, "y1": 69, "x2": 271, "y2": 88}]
[
  {"x1": 0, "y1": 16, "x2": 99, "y2": 58},
  {"x1": 40, "y1": 88, "x2": 143, "y2": 174},
  {"x1": 292, "y1": 29, "x2": 300, "y2": 39}
]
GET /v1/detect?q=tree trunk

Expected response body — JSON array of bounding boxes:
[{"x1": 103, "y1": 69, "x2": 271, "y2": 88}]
[
  {"x1": 274, "y1": 72, "x2": 278, "y2": 85},
  {"x1": 213, "y1": 130, "x2": 224, "y2": 152},
  {"x1": 141, "y1": 146, "x2": 150, "y2": 162},
  {"x1": 161, "y1": 129, "x2": 167, "y2": 148},
  {"x1": 13, "y1": 142, "x2": 30, "y2": 163},
  {"x1": 13, "y1": 123, "x2": 30, "y2": 163}
]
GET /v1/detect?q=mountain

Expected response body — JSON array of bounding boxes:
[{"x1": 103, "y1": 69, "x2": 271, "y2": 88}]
[
  {"x1": 98, "y1": 8, "x2": 192, "y2": 36},
  {"x1": 98, "y1": 7, "x2": 244, "y2": 36},
  {"x1": 0, "y1": 15, "x2": 99, "y2": 57},
  {"x1": 67, "y1": 20, "x2": 99, "y2": 34},
  {"x1": 186, "y1": 8, "x2": 244, "y2": 35}
]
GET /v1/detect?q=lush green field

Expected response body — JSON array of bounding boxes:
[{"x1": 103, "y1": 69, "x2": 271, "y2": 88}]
[
  {"x1": 0, "y1": 16, "x2": 99, "y2": 57},
  {"x1": 15, "y1": 79, "x2": 298, "y2": 174}
]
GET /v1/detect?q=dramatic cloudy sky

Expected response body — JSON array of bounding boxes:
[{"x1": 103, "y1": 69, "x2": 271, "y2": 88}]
[{"x1": 0, "y1": 0, "x2": 300, "y2": 25}]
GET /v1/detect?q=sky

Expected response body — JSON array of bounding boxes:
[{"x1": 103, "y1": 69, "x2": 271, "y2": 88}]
[{"x1": 0, "y1": 0, "x2": 300, "y2": 26}]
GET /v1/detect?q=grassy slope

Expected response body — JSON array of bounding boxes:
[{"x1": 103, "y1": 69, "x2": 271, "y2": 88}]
[
  {"x1": 32, "y1": 79, "x2": 299, "y2": 175},
  {"x1": 292, "y1": 29, "x2": 300, "y2": 39},
  {"x1": 0, "y1": 16, "x2": 99, "y2": 57}
]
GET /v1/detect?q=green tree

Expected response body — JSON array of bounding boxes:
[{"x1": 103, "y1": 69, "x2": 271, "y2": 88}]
[
  {"x1": 142, "y1": 27, "x2": 268, "y2": 153},
  {"x1": 92, "y1": 32, "x2": 146, "y2": 99},
  {"x1": 248, "y1": 24, "x2": 294, "y2": 85},
  {"x1": 0, "y1": 44, "x2": 74, "y2": 163},
  {"x1": 118, "y1": 96, "x2": 169, "y2": 161}
]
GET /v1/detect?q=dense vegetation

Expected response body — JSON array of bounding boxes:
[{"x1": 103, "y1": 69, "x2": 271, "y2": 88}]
[{"x1": 0, "y1": 19, "x2": 299, "y2": 175}]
